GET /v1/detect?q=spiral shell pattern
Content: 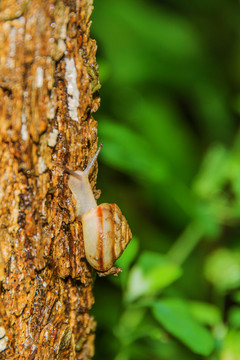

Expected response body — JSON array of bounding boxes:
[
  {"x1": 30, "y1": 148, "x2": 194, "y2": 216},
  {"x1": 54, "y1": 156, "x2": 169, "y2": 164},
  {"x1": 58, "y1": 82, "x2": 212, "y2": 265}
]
[{"x1": 82, "y1": 203, "x2": 132, "y2": 271}]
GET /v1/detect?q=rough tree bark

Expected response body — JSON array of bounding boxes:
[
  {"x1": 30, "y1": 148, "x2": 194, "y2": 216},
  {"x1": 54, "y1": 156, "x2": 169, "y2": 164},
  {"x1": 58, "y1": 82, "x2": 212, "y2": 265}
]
[{"x1": 0, "y1": 0, "x2": 100, "y2": 358}]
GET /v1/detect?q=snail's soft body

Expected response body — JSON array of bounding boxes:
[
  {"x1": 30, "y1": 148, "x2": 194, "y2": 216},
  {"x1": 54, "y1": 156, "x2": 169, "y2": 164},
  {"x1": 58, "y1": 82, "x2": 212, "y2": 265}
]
[
  {"x1": 68, "y1": 170, "x2": 96, "y2": 218},
  {"x1": 65, "y1": 145, "x2": 132, "y2": 273}
]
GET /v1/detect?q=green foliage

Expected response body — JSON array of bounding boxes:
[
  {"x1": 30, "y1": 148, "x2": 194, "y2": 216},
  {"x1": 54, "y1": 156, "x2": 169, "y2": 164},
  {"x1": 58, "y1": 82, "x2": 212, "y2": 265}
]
[
  {"x1": 152, "y1": 298, "x2": 215, "y2": 355},
  {"x1": 204, "y1": 248, "x2": 240, "y2": 292},
  {"x1": 125, "y1": 252, "x2": 182, "y2": 302},
  {"x1": 188, "y1": 301, "x2": 221, "y2": 326},
  {"x1": 220, "y1": 330, "x2": 240, "y2": 360},
  {"x1": 91, "y1": 0, "x2": 240, "y2": 359}
]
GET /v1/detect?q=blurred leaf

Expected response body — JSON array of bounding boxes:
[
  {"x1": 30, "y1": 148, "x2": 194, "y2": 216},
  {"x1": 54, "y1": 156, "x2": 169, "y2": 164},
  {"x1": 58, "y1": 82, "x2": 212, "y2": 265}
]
[
  {"x1": 128, "y1": 96, "x2": 198, "y2": 182},
  {"x1": 194, "y1": 202, "x2": 221, "y2": 238},
  {"x1": 189, "y1": 301, "x2": 221, "y2": 326},
  {"x1": 228, "y1": 307, "x2": 240, "y2": 329},
  {"x1": 116, "y1": 237, "x2": 139, "y2": 271},
  {"x1": 115, "y1": 308, "x2": 181, "y2": 359},
  {"x1": 152, "y1": 298, "x2": 215, "y2": 355},
  {"x1": 92, "y1": 0, "x2": 204, "y2": 85},
  {"x1": 115, "y1": 307, "x2": 146, "y2": 345},
  {"x1": 98, "y1": 118, "x2": 171, "y2": 183},
  {"x1": 125, "y1": 252, "x2": 182, "y2": 302},
  {"x1": 220, "y1": 330, "x2": 240, "y2": 360},
  {"x1": 193, "y1": 144, "x2": 229, "y2": 198},
  {"x1": 192, "y1": 144, "x2": 240, "y2": 233},
  {"x1": 99, "y1": 116, "x2": 197, "y2": 223},
  {"x1": 204, "y1": 248, "x2": 240, "y2": 292},
  {"x1": 167, "y1": 222, "x2": 204, "y2": 264}
]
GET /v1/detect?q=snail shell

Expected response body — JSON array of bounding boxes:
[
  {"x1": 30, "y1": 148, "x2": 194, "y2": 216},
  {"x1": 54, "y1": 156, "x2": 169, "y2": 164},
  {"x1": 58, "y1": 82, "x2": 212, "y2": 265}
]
[
  {"x1": 64, "y1": 144, "x2": 133, "y2": 273},
  {"x1": 82, "y1": 203, "x2": 132, "y2": 272}
]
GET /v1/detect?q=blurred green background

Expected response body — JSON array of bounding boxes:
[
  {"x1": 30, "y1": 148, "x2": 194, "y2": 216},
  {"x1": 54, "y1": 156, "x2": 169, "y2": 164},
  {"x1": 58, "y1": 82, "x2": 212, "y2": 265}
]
[{"x1": 90, "y1": 0, "x2": 240, "y2": 359}]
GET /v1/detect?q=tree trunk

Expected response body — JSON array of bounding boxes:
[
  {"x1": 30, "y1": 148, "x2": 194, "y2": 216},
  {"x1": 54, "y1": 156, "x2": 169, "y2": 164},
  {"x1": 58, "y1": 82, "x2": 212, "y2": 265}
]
[{"x1": 0, "y1": 0, "x2": 100, "y2": 358}]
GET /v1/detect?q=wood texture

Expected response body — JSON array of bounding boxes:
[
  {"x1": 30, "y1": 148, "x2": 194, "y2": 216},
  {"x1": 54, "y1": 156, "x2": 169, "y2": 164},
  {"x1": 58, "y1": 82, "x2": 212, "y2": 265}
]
[{"x1": 0, "y1": 0, "x2": 100, "y2": 358}]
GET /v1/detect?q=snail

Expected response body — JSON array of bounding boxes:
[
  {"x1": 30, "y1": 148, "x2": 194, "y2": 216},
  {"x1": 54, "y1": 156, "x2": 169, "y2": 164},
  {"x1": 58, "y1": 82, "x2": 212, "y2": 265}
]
[{"x1": 64, "y1": 144, "x2": 132, "y2": 274}]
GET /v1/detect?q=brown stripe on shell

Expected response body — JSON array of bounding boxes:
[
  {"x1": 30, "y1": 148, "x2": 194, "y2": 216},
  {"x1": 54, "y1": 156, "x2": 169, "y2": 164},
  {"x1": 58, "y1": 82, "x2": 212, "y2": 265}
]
[
  {"x1": 109, "y1": 204, "x2": 116, "y2": 268},
  {"x1": 97, "y1": 205, "x2": 104, "y2": 271}
]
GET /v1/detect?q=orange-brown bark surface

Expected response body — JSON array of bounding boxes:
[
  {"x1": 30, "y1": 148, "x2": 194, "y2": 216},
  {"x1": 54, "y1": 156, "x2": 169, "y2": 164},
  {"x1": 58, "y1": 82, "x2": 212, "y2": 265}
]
[{"x1": 0, "y1": 0, "x2": 100, "y2": 358}]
